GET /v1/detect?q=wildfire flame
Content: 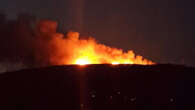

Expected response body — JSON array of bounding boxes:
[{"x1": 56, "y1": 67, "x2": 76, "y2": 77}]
[
  {"x1": 45, "y1": 31, "x2": 154, "y2": 65},
  {"x1": 75, "y1": 58, "x2": 91, "y2": 65},
  {"x1": 35, "y1": 20, "x2": 155, "y2": 66}
]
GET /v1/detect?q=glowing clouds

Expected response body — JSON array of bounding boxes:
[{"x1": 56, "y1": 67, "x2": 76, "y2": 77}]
[
  {"x1": 34, "y1": 20, "x2": 154, "y2": 66},
  {"x1": 49, "y1": 31, "x2": 154, "y2": 65}
]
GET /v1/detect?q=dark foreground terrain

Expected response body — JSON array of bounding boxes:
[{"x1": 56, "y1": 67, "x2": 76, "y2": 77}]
[{"x1": 0, "y1": 64, "x2": 195, "y2": 110}]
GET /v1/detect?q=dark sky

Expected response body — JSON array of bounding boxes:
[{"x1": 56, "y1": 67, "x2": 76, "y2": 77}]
[{"x1": 0, "y1": 0, "x2": 195, "y2": 66}]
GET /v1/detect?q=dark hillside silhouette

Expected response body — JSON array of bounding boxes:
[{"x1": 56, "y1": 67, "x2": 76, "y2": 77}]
[{"x1": 0, "y1": 64, "x2": 194, "y2": 110}]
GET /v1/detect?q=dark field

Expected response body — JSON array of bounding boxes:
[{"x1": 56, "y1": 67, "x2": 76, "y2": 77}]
[{"x1": 0, "y1": 64, "x2": 195, "y2": 110}]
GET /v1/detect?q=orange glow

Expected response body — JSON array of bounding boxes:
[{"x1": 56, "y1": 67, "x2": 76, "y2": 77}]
[
  {"x1": 46, "y1": 32, "x2": 154, "y2": 65},
  {"x1": 33, "y1": 20, "x2": 156, "y2": 67},
  {"x1": 111, "y1": 62, "x2": 119, "y2": 65},
  {"x1": 75, "y1": 58, "x2": 90, "y2": 65},
  {"x1": 44, "y1": 31, "x2": 155, "y2": 65}
]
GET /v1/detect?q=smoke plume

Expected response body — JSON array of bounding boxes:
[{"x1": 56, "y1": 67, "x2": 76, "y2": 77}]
[{"x1": 0, "y1": 16, "x2": 154, "y2": 72}]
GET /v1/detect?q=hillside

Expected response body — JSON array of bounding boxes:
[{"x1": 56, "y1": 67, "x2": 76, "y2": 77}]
[{"x1": 0, "y1": 64, "x2": 194, "y2": 110}]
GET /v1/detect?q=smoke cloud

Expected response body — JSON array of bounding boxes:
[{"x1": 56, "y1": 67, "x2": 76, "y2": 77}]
[{"x1": 0, "y1": 14, "x2": 154, "y2": 72}]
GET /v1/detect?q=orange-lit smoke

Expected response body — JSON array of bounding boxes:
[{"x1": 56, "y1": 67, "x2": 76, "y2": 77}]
[{"x1": 35, "y1": 20, "x2": 154, "y2": 66}]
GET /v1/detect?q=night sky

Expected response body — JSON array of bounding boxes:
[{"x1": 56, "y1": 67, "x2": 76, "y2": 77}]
[{"x1": 0, "y1": 0, "x2": 195, "y2": 66}]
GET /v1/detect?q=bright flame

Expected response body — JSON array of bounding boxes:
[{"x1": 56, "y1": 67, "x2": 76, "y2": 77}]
[
  {"x1": 46, "y1": 31, "x2": 155, "y2": 65},
  {"x1": 112, "y1": 62, "x2": 119, "y2": 65},
  {"x1": 75, "y1": 58, "x2": 90, "y2": 65},
  {"x1": 36, "y1": 21, "x2": 155, "y2": 66}
]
